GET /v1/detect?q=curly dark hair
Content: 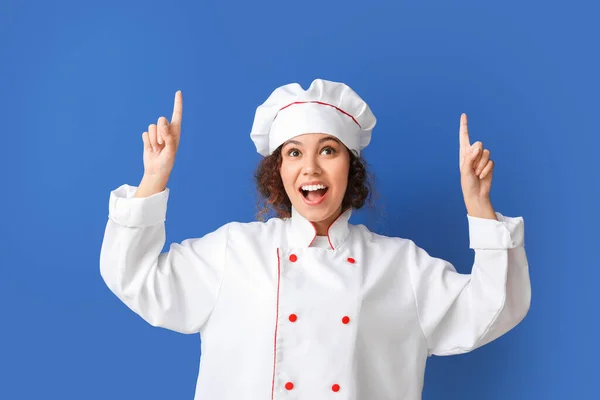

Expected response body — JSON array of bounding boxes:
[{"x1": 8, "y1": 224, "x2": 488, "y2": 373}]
[{"x1": 253, "y1": 145, "x2": 377, "y2": 221}]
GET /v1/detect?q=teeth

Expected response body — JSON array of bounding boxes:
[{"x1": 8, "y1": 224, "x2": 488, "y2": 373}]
[{"x1": 301, "y1": 184, "x2": 327, "y2": 191}]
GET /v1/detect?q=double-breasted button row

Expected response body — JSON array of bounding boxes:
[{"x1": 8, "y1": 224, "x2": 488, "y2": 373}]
[
  {"x1": 289, "y1": 253, "x2": 356, "y2": 264},
  {"x1": 284, "y1": 252, "x2": 352, "y2": 394},
  {"x1": 285, "y1": 382, "x2": 342, "y2": 392}
]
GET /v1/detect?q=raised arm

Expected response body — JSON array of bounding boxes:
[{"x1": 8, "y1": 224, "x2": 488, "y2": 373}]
[
  {"x1": 100, "y1": 183, "x2": 229, "y2": 334},
  {"x1": 407, "y1": 212, "x2": 531, "y2": 356},
  {"x1": 99, "y1": 91, "x2": 229, "y2": 334}
]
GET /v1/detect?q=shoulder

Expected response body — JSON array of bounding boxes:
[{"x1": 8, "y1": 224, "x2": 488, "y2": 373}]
[
  {"x1": 350, "y1": 223, "x2": 415, "y2": 251},
  {"x1": 225, "y1": 215, "x2": 284, "y2": 231},
  {"x1": 220, "y1": 216, "x2": 285, "y2": 240}
]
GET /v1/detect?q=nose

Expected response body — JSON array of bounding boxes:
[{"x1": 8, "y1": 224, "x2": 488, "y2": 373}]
[{"x1": 302, "y1": 154, "x2": 322, "y2": 175}]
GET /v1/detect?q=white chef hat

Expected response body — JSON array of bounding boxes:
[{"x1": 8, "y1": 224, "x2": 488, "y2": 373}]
[{"x1": 250, "y1": 79, "x2": 376, "y2": 157}]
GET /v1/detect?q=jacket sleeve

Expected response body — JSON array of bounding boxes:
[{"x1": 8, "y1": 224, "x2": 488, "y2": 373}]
[
  {"x1": 406, "y1": 211, "x2": 531, "y2": 356},
  {"x1": 99, "y1": 184, "x2": 229, "y2": 334}
]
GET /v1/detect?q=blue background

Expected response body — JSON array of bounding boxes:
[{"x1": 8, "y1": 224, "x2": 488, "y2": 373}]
[{"x1": 1, "y1": 0, "x2": 597, "y2": 398}]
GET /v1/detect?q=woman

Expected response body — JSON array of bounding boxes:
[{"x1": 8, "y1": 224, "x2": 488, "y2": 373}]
[{"x1": 100, "y1": 79, "x2": 531, "y2": 400}]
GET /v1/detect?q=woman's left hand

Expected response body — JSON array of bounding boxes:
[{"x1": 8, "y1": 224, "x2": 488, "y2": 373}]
[{"x1": 459, "y1": 113, "x2": 494, "y2": 201}]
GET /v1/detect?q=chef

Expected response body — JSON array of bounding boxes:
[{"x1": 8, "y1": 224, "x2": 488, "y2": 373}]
[{"x1": 100, "y1": 79, "x2": 531, "y2": 399}]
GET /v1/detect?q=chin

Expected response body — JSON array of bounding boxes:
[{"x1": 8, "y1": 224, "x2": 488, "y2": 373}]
[
  {"x1": 293, "y1": 196, "x2": 340, "y2": 222},
  {"x1": 300, "y1": 208, "x2": 331, "y2": 222}
]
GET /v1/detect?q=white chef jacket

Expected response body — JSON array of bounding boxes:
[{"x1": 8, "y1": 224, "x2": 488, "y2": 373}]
[{"x1": 100, "y1": 184, "x2": 531, "y2": 400}]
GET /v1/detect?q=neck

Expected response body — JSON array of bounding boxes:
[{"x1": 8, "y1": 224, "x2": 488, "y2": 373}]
[{"x1": 312, "y1": 205, "x2": 343, "y2": 236}]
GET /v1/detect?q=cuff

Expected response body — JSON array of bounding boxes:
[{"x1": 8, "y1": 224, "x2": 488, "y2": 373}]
[
  {"x1": 108, "y1": 184, "x2": 170, "y2": 227},
  {"x1": 467, "y1": 211, "x2": 525, "y2": 249}
]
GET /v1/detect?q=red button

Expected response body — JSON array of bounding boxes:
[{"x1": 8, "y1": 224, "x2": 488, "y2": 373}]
[
  {"x1": 342, "y1": 316, "x2": 350, "y2": 324},
  {"x1": 347, "y1": 257, "x2": 355, "y2": 264},
  {"x1": 332, "y1": 384, "x2": 340, "y2": 392},
  {"x1": 285, "y1": 382, "x2": 294, "y2": 390},
  {"x1": 289, "y1": 254, "x2": 297, "y2": 262},
  {"x1": 289, "y1": 314, "x2": 297, "y2": 322}
]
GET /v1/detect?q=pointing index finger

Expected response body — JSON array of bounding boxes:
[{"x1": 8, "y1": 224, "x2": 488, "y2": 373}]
[
  {"x1": 459, "y1": 113, "x2": 471, "y2": 153},
  {"x1": 171, "y1": 90, "x2": 183, "y2": 128}
]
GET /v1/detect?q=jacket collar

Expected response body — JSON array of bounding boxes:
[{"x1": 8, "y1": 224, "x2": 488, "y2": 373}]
[{"x1": 286, "y1": 206, "x2": 352, "y2": 250}]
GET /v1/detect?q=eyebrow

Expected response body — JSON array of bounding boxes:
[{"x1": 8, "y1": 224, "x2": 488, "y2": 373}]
[{"x1": 282, "y1": 136, "x2": 341, "y2": 147}]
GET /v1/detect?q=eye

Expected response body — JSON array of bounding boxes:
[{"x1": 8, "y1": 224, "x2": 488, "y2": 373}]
[
  {"x1": 321, "y1": 146, "x2": 336, "y2": 155},
  {"x1": 285, "y1": 146, "x2": 335, "y2": 157}
]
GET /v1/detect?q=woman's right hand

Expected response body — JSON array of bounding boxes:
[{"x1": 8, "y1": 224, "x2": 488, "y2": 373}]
[{"x1": 141, "y1": 90, "x2": 183, "y2": 180}]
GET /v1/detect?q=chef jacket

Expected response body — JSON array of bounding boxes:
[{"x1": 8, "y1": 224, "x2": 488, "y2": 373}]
[{"x1": 100, "y1": 184, "x2": 531, "y2": 400}]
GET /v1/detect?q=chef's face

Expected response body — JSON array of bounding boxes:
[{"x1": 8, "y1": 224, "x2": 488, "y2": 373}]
[{"x1": 279, "y1": 133, "x2": 350, "y2": 226}]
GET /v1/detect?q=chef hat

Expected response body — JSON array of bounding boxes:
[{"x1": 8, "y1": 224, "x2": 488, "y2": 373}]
[{"x1": 250, "y1": 79, "x2": 377, "y2": 157}]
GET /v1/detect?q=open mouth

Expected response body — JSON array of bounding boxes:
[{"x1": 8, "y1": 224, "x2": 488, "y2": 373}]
[{"x1": 300, "y1": 185, "x2": 329, "y2": 204}]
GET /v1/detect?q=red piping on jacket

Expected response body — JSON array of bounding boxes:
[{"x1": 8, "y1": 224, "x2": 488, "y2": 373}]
[
  {"x1": 271, "y1": 248, "x2": 282, "y2": 399},
  {"x1": 308, "y1": 207, "x2": 351, "y2": 250},
  {"x1": 274, "y1": 101, "x2": 362, "y2": 129}
]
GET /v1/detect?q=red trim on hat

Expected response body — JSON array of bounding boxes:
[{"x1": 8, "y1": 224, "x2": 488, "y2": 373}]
[{"x1": 275, "y1": 101, "x2": 362, "y2": 128}]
